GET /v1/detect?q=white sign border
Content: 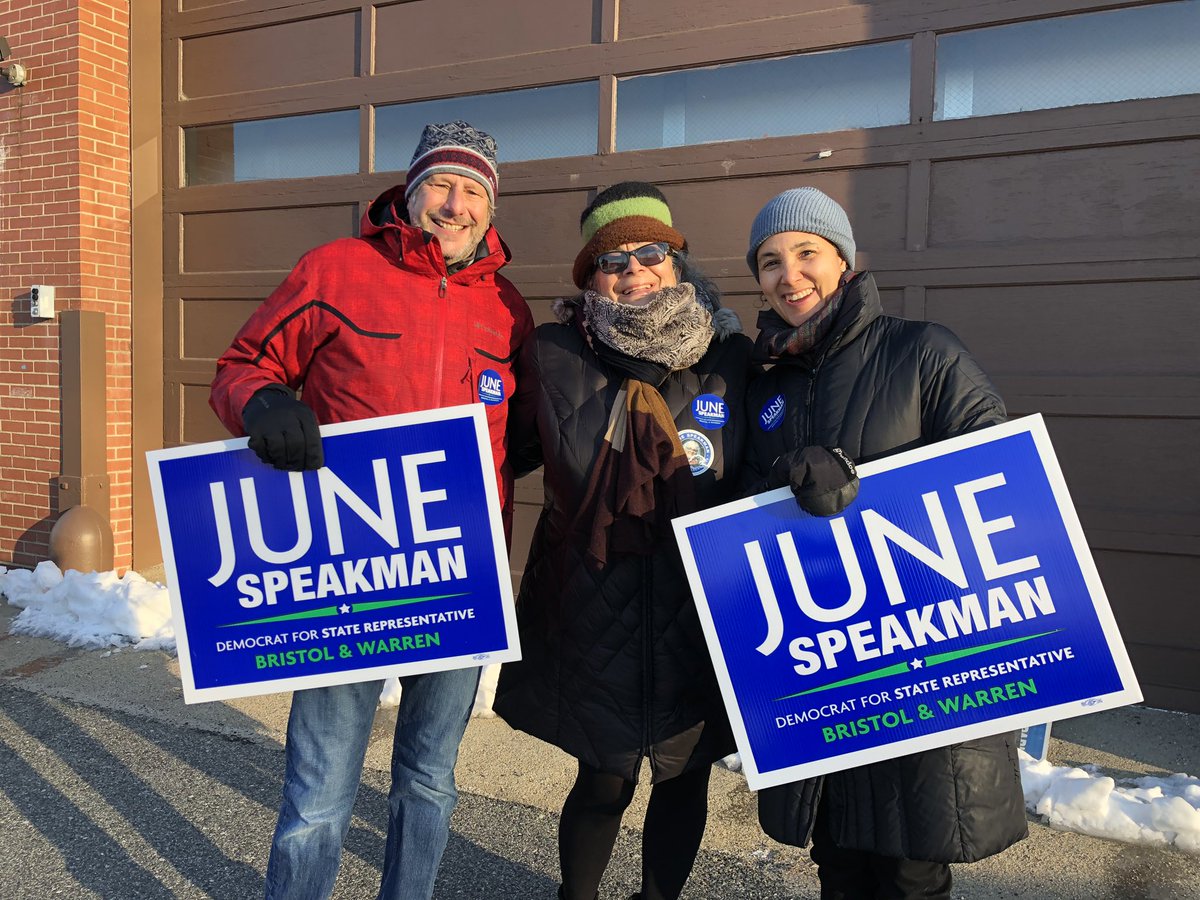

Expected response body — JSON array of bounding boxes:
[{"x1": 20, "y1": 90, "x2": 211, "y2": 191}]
[
  {"x1": 672, "y1": 414, "x2": 1142, "y2": 791},
  {"x1": 146, "y1": 403, "x2": 519, "y2": 704}
]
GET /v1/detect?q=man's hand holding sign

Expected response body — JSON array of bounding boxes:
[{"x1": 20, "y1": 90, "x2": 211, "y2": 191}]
[
  {"x1": 147, "y1": 405, "x2": 520, "y2": 704},
  {"x1": 673, "y1": 415, "x2": 1140, "y2": 791}
]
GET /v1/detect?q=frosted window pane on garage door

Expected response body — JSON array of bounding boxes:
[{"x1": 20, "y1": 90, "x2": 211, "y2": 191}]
[
  {"x1": 615, "y1": 42, "x2": 911, "y2": 152},
  {"x1": 374, "y1": 82, "x2": 598, "y2": 169},
  {"x1": 185, "y1": 110, "x2": 359, "y2": 185},
  {"x1": 934, "y1": 0, "x2": 1200, "y2": 120}
]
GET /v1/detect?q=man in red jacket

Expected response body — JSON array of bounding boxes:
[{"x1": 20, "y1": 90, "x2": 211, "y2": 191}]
[{"x1": 209, "y1": 121, "x2": 532, "y2": 900}]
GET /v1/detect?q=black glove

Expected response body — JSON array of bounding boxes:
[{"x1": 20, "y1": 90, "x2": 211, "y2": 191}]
[
  {"x1": 767, "y1": 446, "x2": 859, "y2": 517},
  {"x1": 241, "y1": 385, "x2": 324, "y2": 471}
]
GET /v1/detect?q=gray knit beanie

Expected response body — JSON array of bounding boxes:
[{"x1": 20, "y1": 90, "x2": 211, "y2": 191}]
[{"x1": 746, "y1": 187, "x2": 856, "y2": 277}]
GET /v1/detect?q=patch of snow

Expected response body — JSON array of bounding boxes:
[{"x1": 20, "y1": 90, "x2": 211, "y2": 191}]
[
  {"x1": 1020, "y1": 751, "x2": 1200, "y2": 854},
  {"x1": 1, "y1": 561, "x2": 174, "y2": 651}
]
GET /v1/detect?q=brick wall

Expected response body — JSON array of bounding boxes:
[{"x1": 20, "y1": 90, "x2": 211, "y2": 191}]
[{"x1": 0, "y1": 0, "x2": 133, "y2": 569}]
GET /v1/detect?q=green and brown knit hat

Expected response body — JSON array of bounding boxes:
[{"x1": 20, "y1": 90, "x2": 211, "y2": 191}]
[{"x1": 571, "y1": 182, "x2": 688, "y2": 289}]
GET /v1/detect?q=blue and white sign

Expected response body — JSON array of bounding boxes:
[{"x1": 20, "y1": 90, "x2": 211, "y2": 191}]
[
  {"x1": 147, "y1": 405, "x2": 519, "y2": 704},
  {"x1": 672, "y1": 415, "x2": 1140, "y2": 791},
  {"x1": 692, "y1": 394, "x2": 729, "y2": 430}
]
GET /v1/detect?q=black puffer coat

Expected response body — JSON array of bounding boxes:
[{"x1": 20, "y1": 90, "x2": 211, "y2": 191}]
[
  {"x1": 495, "y1": 318, "x2": 752, "y2": 782},
  {"x1": 747, "y1": 271, "x2": 1028, "y2": 863}
]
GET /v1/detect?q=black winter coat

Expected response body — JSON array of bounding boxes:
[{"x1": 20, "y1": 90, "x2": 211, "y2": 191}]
[
  {"x1": 494, "y1": 319, "x2": 752, "y2": 782},
  {"x1": 748, "y1": 271, "x2": 1028, "y2": 863}
]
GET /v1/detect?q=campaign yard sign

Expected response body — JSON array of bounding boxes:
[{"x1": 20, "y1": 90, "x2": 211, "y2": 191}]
[
  {"x1": 673, "y1": 415, "x2": 1140, "y2": 791},
  {"x1": 147, "y1": 405, "x2": 519, "y2": 704}
]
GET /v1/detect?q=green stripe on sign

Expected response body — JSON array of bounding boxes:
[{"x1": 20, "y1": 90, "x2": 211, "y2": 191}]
[
  {"x1": 221, "y1": 606, "x2": 342, "y2": 627},
  {"x1": 351, "y1": 592, "x2": 469, "y2": 613},
  {"x1": 771, "y1": 628, "x2": 1063, "y2": 701},
  {"x1": 219, "y1": 592, "x2": 470, "y2": 628},
  {"x1": 775, "y1": 661, "x2": 911, "y2": 701},
  {"x1": 922, "y1": 629, "x2": 1062, "y2": 667}
]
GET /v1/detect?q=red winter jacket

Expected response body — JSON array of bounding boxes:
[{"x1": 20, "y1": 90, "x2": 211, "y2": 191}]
[{"x1": 209, "y1": 185, "x2": 534, "y2": 534}]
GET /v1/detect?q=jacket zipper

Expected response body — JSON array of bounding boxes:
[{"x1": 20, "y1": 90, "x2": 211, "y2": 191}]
[
  {"x1": 803, "y1": 367, "x2": 817, "y2": 447},
  {"x1": 802, "y1": 331, "x2": 843, "y2": 447},
  {"x1": 433, "y1": 276, "x2": 447, "y2": 403}
]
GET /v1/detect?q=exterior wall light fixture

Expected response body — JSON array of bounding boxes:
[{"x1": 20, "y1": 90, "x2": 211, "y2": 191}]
[{"x1": 0, "y1": 36, "x2": 29, "y2": 86}]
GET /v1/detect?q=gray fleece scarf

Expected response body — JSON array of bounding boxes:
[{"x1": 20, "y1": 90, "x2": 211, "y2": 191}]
[{"x1": 579, "y1": 283, "x2": 715, "y2": 372}]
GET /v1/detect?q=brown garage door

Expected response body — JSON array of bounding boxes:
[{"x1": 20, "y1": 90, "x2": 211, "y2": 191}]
[{"x1": 162, "y1": 0, "x2": 1200, "y2": 711}]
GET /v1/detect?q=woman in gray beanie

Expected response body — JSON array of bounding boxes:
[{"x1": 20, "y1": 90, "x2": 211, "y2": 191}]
[
  {"x1": 742, "y1": 187, "x2": 1027, "y2": 900},
  {"x1": 495, "y1": 182, "x2": 752, "y2": 900}
]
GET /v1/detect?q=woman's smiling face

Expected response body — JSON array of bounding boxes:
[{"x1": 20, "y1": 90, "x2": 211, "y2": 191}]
[
  {"x1": 590, "y1": 242, "x2": 678, "y2": 306},
  {"x1": 755, "y1": 231, "x2": 848, "y2": 327}
]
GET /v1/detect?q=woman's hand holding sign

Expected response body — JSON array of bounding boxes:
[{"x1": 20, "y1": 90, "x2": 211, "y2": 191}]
[{"x1": 767, "y1": 446, "x2": 859, "y2": 517}]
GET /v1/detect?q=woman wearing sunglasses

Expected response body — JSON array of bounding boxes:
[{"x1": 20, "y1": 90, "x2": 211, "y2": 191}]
[{"x1": 494, "y1": 182, "x2": 752, "y2": 900}]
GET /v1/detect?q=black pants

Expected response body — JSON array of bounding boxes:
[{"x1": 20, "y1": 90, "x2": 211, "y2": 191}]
[
  {"x1": 558, "y1": 760, "x2": 711, "y2": 900},
  {"x1": 810, "y1": 797, "x2": 953, "y2": 900}
]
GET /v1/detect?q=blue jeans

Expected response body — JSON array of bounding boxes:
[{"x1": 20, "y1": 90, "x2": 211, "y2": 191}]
[{"x1": 264, "y1": 667, "x2": 481, "y2": 900}]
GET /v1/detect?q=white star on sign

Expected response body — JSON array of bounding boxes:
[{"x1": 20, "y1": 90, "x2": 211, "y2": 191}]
[
  {"x1": 911, "y1": 658, "x2": 925, "y2": 669},
  {"x1": 340, "y1": 604, "x2": 351, "y2": 614}
]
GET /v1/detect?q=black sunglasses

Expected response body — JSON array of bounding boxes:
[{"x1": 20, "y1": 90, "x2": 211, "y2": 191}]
[{"x1": 594, "y1": 242, "x2": 673, "y2": 275}]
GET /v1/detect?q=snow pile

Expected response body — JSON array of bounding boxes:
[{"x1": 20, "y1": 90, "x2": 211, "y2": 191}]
[
  {"x1": 379, "y1": 676, "x2": 402, "y2": 707},
  {"x1": 0, "y1": 561, "x2": 174, "y2": 651},
  {"x1": 1020, "y1": 751, "x2": 1200, "y2": 854}
]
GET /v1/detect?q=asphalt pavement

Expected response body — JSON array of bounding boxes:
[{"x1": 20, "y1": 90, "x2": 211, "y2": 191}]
[{"x1": 1, "y1": 601, "x2": 1198, "y2": 899}]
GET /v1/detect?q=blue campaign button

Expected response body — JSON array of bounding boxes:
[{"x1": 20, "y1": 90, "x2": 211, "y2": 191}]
[
  {"x1": 478, "y1": 369, "x2": 505, "y2": 405},
  {"x1": 759, "y1": 393, "x2": 786, "y2": 432},
  {"x1": 692, "y1": 394, "x2": 728, "y2": 430}
]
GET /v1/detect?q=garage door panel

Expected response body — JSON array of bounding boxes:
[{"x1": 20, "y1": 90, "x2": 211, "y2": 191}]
[
  {"x1": 495, "y1": 189, "x2": 593, "y2": 290},
  {"x1": 1125, "y1": 644, "x2": 1200, "y2": 703},
  {"x1": 182, "y1": 205, "x2": 359, "y2": 272},
  {"x1": 182, "y1": 298, "x2": 266, "y2": 359},
  {"x1": 182, "y1": 13, "x2": 360, "y2": 97},
  {"x1": 375, "y1": 0, "x2": 593, "y2": 73},
  {"x1": 1042, "y1": 414, "x2": 1200, "y2": 522},
  {"x1": 660, "y1": 167, "x2": 907, "y2": 264},
  {"x1": 1127, "y1": 680, "x2": 1200, "y2": 715},
  {"x1": 509, "y1": 500, "x2": 539, "y2": 577},
  {"x1": 1093, "y1": 551, "x2": 1200, "y2": 652},
  {"x1": 926, "y1": 281, "x2": 1200, "y2": 378},
  {"x1": 619, "y1": 0, "x2": 875, "y2": 40},
  {"x1": 928, "y1": 140, "x2": 1200, "y2": 246},
  {"x1": 182, "y1": 384, "x2": 230, "y2": 444},
  {"x1": 878, "y1": 289, "x2": 904, "y2": 318}
]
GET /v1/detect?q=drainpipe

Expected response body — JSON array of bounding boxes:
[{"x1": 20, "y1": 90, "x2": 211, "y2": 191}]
[{"x1": 48, "y1": 309, "x2": 114, "y2": 572}]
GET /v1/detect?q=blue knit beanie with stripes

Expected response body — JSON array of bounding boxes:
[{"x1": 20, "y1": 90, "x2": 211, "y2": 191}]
[{"x1": 746, "y1": 187, "x2": 856, "y2": 277}]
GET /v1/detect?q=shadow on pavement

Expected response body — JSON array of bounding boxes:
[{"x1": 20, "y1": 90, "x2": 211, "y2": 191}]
[
  {"x1": 6, "y1": 687, "x2": 561, "y2": 898},
  {"x1": 0, "y1": 730, "x2": 178, "y2": 899},
  {"x1": 0, "y1": 688, "x2": 261, "y2": 898}
]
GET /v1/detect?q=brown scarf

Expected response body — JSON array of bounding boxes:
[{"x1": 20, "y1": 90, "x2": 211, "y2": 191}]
[{"x1": 571, "y1": 380, "x2": 697, "y2": 570}]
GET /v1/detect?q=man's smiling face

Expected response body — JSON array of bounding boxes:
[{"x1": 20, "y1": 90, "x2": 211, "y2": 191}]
[{"x1": 406, "y1": 173, "x2": 492, "y2": 266}]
